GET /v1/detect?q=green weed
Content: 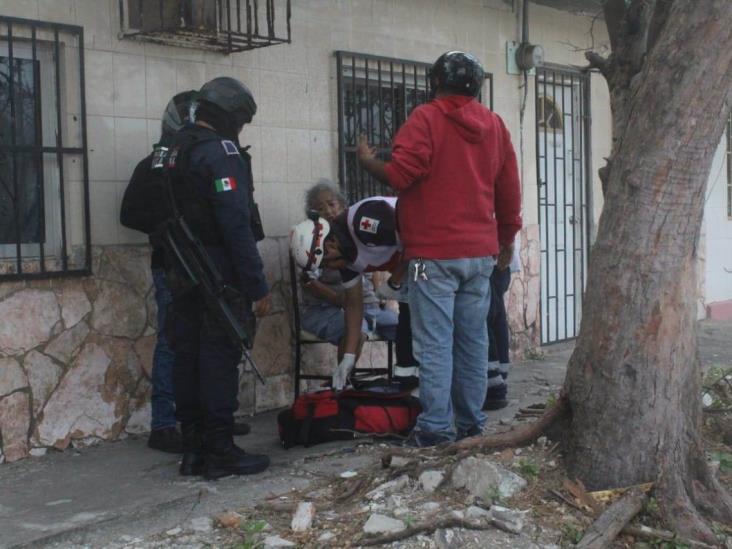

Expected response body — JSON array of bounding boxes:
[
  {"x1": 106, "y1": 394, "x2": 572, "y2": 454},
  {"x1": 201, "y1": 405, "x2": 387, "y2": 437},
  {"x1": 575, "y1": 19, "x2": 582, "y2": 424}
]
[{"x1": 234, "y1": 519, "x2": 267, "y2": 549}]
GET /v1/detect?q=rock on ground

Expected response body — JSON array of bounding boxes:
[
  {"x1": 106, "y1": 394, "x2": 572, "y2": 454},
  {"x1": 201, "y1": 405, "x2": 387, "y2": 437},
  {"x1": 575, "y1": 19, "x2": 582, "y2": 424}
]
[
  {"x1": 419, "y1": 470, "x2": 445, "y2": 493},
  {"x1": 451, "y1": 456, "x2": 527, "y2": 499},
  {"x1": 290, "y1": 501, "x2": 315, "y2": 531},
  {"x1": 363, "y1": 513, "x2": 407, "y2": 534},
  {"x1": 263, "y1": 535, "x2": 296, "y2": 548}
]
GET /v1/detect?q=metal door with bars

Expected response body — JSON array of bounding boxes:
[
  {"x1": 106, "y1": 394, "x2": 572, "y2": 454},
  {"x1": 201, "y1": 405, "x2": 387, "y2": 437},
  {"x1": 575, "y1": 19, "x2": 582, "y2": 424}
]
[
  {"x1": 336, "y1": 51, "x2": 493, "y2": 204},
  {"x1": 535, "y1": 66, "x2": 591, "y2": 344}
]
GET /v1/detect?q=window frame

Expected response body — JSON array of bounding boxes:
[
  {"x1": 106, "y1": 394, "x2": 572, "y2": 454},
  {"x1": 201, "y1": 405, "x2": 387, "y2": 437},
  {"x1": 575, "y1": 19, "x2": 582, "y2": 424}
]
[
  {"x1": 0, "y1": 16, "x2": 91, "y2": 281},
  {"x1": 118, "y1": 0, "x2": 292, "y2": 54},
  {"x1": 335, "y1": 50, "x2": 493, "y2": 204}
]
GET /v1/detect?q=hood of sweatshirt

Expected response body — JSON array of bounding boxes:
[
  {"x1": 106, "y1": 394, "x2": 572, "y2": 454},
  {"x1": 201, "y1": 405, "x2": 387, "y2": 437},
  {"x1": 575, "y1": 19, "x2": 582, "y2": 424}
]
[{"x1": 432, "y1": 95, "x2": 490, "y2": 143}]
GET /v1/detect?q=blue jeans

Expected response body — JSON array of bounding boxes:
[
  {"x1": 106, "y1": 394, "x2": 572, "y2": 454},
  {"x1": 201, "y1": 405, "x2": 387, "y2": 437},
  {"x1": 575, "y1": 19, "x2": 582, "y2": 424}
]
[
  {"x1": 364, "y1": 305, "x2": 398, "y2": 341},
  {"x1": 151, "y1": 268, "x2": 177, "y2": 431},
  {"x1": 408, "y1": 257, "x2": 494, "y2": 441},
  {"x1": 301, "y1": 303, "x2": 397, "y2": 344}
]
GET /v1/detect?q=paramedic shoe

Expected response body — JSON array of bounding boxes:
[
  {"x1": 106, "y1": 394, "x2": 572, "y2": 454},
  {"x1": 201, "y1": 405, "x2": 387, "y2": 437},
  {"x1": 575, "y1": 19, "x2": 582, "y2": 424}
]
[
  {"x1": 148, "y1": 427, "x2": 185, "y2": 454},
  {"x1": 204, "y1": 444, "x2": 270, "y2": 480},
  {"x1": 233, "y1": 421, "x2": 251, "y2": 436}
]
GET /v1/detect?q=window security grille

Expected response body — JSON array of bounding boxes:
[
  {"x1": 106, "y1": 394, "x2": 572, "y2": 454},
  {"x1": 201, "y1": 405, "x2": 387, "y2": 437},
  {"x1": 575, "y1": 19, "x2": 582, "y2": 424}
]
[
  {"x1": 335, "y1": 51, "x2": 493, "y2": 204},
  {"x1": 119, "y1": 0, "x2": 291, "y2": 54},
  {"x1": 0, "y1": 16, "x2": 90, "y2": 280}
]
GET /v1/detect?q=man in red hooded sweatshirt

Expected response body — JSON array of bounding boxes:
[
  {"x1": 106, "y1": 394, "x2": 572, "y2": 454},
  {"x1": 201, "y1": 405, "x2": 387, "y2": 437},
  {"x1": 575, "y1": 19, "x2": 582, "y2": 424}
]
[{"x1": 357, "y1": 51, "x2": 522, "y2": 446}]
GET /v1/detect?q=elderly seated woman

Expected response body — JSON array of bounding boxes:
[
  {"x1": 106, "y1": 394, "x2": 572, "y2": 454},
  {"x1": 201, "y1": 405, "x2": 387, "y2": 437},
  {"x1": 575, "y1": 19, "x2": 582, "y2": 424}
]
[{"x1": 298, "y1": 179, "x2": 398, "y2": 361}]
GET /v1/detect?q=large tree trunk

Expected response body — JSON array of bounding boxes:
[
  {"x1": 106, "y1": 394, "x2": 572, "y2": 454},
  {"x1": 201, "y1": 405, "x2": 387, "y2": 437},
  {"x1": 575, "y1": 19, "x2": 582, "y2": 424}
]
[{"x1": 564, "y1": 0, "x2": 732, "y2": 541}]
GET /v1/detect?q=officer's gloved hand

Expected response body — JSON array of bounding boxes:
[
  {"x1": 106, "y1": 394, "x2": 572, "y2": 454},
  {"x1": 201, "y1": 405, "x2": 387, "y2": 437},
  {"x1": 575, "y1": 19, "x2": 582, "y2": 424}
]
[{"x1": 333, "y1": 353, "x2": 356, "y2": 391}]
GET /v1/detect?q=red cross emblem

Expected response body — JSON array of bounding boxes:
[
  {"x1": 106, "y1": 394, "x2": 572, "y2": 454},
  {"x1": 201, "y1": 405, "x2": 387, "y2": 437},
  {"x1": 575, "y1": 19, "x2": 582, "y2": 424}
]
[{"x1": 360, "y1": 219, "x2": 372, "y2": 231}]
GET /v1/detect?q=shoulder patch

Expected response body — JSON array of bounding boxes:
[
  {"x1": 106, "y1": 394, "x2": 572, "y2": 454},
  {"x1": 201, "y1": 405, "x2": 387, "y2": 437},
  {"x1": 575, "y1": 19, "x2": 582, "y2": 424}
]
[
  {"x1": 221, "y1": 140, "x2": 240, "y2": 156},
  {"x1": 358, "y1": 216, "x2": 380, "y2": 234},
  {"x1": 214, "y1": 176, "x2": 238, "y2": 192}
]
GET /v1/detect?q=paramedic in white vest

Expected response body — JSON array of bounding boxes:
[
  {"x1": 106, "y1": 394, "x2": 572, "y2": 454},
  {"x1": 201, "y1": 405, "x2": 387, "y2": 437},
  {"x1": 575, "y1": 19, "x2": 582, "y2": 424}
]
[{"x1": 291, "y1": 196, "x2": 403, "y2": 389}]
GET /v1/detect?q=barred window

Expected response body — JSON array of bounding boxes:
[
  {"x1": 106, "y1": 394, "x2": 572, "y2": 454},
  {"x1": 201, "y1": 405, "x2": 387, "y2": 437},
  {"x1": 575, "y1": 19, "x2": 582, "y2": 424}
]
[
  {"x1": 119, "y1": 0, "x2": 292, "y2": 54},
  {"x1": 0, "y1": 17, "x2": 90, "y2": 280},
  {"x1": 335, "y1": 51, "x2": 493, "y2": 204}
]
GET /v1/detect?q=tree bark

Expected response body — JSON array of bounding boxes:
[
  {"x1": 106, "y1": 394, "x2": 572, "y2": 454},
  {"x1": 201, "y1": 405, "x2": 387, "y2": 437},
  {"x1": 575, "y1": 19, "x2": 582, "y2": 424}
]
[{"x1": 565, "y1": 0, "x2": 732, "y2": 541}]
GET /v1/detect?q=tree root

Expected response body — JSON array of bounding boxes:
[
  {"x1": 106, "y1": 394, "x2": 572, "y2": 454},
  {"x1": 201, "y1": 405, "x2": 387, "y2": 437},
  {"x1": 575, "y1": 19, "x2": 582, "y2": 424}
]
[
  {"x1": 441, "y1": 395, "x2": 571, "y2": 457},
  {"x1": 656, "y1": 462, "x2": 729, "y2": 545},
  {"x1": 687, "y1": 450, "x2": 732, "y2": 526},
  {"x1": 359, "y1": 516, "x2": 507, "y2": 546},
  {"x1": 379, "y1": 396, "x2": 570, "y2": 470}
]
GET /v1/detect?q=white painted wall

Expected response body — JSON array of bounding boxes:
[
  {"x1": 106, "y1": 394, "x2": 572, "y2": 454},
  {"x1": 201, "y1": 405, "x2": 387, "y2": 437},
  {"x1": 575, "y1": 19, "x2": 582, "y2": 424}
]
[
  {"x1": 704, "y1": 135, "x2": 732, "y2": 304},
  {"x1": 0, "y1": 0, "x2": 613, "y2": 245}
]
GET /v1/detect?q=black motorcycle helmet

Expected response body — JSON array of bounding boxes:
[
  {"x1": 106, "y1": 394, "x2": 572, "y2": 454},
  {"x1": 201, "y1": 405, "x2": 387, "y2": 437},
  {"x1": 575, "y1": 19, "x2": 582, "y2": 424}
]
[
  {"x1": 429, "y1": 51, "x2": 485, "y2": 98},
  {"x1": 195, "y1": 77, "x2": 257, "y2": 141},
  {"x1": 161, "y1": 90, "x2": 196, "y2": 141},
  {"x1": 198, "y1": 76, "x2": 257, "y2": 126}
]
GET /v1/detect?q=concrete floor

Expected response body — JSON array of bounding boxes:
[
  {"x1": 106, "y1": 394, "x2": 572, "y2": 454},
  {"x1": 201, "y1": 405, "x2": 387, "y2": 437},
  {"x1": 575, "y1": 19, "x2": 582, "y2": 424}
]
[{"x1": 1, "y1": 321, "x2": 728, "y2": 548}]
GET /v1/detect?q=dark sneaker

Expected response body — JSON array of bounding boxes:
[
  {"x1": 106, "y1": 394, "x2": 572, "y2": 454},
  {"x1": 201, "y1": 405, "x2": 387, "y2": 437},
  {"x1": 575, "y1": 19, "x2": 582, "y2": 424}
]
[
  {"x1": 233, "y1": 421, "x2": 251, "y2": 436},
  {"x1": 456, "y1": 425, "x2": 483, "y2": 441},
  {"x1": 148, "y1": 427, "x2": 185, "y2": 454},
  {"x1": 204, "y1": 445, "x2": 270, "y2": 480},
  {"x1": 401, "y1": 430, "x2": 450, "y2": 448},
  {"x1": 483, "y1": 398, "x2": 509, "y2": 411},
  {"x1": 180, "y1": 450, "x2": 205, "y2": 476}
]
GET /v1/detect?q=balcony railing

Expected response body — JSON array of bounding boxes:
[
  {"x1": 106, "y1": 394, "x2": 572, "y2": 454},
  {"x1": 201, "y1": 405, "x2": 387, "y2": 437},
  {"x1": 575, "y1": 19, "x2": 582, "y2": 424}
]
[{"x1": 119, "y1": 0, "x2": 291, "y2": 54}]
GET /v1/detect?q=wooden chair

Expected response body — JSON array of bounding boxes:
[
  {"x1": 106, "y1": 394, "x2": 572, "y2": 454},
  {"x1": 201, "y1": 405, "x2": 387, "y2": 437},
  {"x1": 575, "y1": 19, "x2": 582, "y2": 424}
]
[{"x1": 289, "y1": 254, "x2": 393, "y2": 397}]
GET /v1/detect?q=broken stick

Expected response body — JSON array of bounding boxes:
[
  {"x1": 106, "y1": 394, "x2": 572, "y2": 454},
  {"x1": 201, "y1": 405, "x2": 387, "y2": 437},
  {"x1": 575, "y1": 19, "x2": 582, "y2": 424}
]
[
  {"x1": 575, "y1": 487, "x2": 647, "y2": 549},
  {"x1": 622, "y1": 524, "x2": 717, "y2": 549}
]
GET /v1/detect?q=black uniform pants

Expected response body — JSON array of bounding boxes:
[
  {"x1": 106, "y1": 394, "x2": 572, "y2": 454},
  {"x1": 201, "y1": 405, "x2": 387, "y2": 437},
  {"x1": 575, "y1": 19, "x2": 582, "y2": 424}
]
[
  {"x1": 395, "y1": 301, "x2": 419, "y2": 367},
  {"x1": 487, "y1": 266, "x2": 511, "y2": 364},
  {"x1": 171, "y1": 290, "x2": 240, "y2": 449}
]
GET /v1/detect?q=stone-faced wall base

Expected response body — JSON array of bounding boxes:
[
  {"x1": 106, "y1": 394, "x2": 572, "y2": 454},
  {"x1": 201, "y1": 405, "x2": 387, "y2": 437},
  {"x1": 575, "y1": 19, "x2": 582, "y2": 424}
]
[
  {"x1": 0, "y1": 230, "x2": 542, "y2": 463},
  {"x1": 0, "y1": 242, "x2": 294, "y2": 463}
]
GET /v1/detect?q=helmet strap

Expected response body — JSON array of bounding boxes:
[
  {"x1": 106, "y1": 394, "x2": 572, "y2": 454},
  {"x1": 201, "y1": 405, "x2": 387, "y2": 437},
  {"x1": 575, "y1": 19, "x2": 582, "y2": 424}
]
[{"x1": 303, "y1": 218, "x2": 324, "y2": 273}]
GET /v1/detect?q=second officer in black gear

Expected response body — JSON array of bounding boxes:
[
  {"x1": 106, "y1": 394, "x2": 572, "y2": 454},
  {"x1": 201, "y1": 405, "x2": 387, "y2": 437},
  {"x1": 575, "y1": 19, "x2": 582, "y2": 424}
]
[{"x1": 168, "y1": 76, "x2": 271, "y2": 479}]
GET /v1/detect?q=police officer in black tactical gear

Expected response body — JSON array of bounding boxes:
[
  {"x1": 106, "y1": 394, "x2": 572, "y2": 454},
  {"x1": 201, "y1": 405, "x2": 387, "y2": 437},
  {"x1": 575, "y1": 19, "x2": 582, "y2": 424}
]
[
  {"x1": 167, "y1": 77, "x2": 271, "y2": 479},
  {"x1": 122, "y1": 91, "x2": 253, "y2": 457}
]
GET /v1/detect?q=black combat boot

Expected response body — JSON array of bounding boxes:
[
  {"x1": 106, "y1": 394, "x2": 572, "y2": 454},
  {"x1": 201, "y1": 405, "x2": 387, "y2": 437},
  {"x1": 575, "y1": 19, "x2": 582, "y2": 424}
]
[
  {"x1": 179, "y1": 422, "x2": 205, "y2": 476},
  {"x1": 204, "y1": 428, "x2": 269, "y2": 480},
  {"x1": 233, "y1": 421, "x2": 251, "y2": 436}
]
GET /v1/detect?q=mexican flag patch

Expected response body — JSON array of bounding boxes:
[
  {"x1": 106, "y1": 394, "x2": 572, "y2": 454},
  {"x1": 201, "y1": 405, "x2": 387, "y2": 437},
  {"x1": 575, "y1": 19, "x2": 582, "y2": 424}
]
[{"x1": 214, "y1": 176, "x2": 237, "y2": 192}]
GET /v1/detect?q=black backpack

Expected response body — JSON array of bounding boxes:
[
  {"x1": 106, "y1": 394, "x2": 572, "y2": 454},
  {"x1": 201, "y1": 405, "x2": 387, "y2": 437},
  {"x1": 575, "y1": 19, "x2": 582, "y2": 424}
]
[{"x1": 119, "y1": 147, "x2": 173, "y2": 235}]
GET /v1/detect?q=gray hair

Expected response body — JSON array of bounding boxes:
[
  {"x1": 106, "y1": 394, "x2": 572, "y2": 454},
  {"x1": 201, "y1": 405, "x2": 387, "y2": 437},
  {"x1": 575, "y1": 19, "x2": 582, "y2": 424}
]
[{"x1": 304, "y1": 178, "x2": 347, "y2": 216}]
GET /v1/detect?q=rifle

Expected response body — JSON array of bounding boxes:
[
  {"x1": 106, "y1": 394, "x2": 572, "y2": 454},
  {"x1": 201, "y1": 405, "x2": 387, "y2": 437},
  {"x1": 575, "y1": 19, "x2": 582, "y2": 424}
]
[{"x1": 153, "y1": 145, "x2": 266, "y2": 384}]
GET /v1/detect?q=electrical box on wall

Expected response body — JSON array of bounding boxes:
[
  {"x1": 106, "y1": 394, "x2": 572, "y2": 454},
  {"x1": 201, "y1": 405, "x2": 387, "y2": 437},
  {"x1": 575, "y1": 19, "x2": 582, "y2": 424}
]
[{"x1": 507, "y1": 40, "x2": 543, "y2": 75}]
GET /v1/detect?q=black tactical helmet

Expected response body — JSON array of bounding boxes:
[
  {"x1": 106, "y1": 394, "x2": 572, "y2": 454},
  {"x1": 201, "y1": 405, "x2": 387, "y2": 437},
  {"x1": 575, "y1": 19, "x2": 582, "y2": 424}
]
[
  {"x1": 197, "y1": 76, "x2": 257, "y2": 126},
  {"x1": 161, "y1": 90, "x2": 197, "y2": 138},
  {"x1": 430, "y1": 51, "x2": 485, "y2": 97}
]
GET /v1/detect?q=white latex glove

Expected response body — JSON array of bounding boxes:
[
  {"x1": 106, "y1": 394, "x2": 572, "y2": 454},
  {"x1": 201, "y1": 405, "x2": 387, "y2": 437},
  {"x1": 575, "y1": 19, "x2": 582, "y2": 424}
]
[
  {"x1": 333, "y1": 353, "x2": 356, "y2": 391},
  {"x1": 375, "y1": 280, "x2": 403, "y2": 301}
]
